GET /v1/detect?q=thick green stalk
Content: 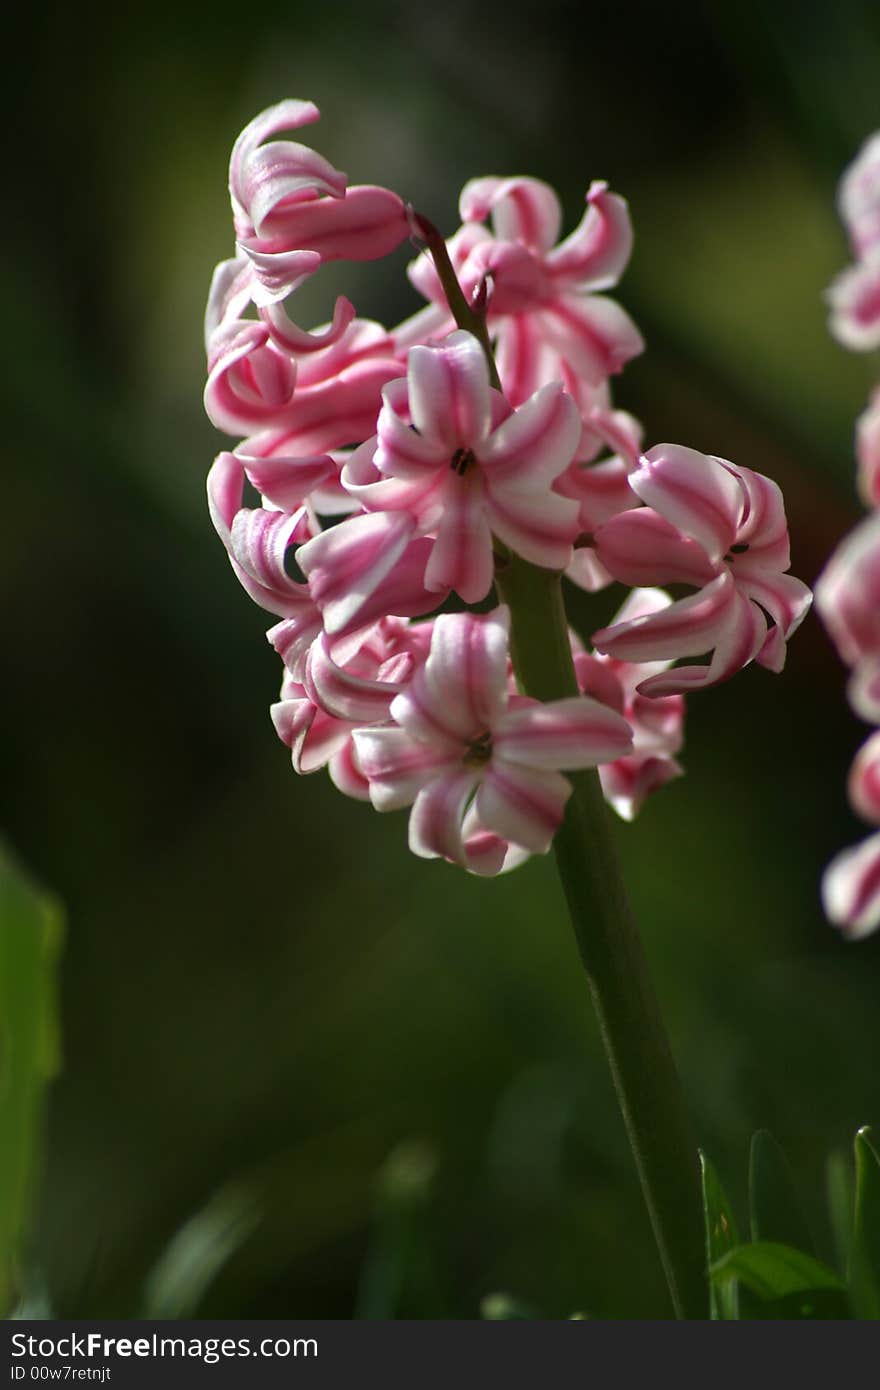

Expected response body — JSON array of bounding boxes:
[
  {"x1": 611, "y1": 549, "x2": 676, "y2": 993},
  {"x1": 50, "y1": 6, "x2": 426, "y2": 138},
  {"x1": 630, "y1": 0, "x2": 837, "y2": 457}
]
[
  {"x1": 419, "y1": 224, "x2": 707, "y2": 1317},
  {"x1": 496, "y1": 554, "x2": 706, "y2": 1318}
]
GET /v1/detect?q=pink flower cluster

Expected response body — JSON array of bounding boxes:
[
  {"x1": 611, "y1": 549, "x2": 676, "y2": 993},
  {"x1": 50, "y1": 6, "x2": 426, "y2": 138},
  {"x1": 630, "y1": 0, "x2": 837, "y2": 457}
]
[
  {"x1": 817, "y1": 133, "x2": 880, "y2": 936},
  {"x1": 204, "y1": 100, "x2": 809, "y2": 873}
]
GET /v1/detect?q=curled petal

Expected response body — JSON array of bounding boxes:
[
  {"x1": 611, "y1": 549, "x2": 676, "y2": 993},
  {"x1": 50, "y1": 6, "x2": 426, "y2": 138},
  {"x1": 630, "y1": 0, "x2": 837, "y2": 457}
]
[
  {"x1": 848, "y1": 731, "x2": 880, "y2": 825},
  {"x1": 556, "y1": 454, "x2": 640, "y2": 534},
  {"x1": 304, "y1": 634, "x2": 403, "y2": 723},
  {"x1": 827, "y1": 256, "x2": 880, "y2": 352},
  {"x1": 234, "y1": 243, "x2": 322, "y2": 305},
  {"x1": 229, "y1": 505, "x2": 311, "y2": 592},
  {"x1": 207, "y1": 452, "x2": 312, "y2": 616},
  {"x1": 460, "y1": 803, "x2": 530, "y2": 877},
  {"x1": 205, "y1": 256, "x2": 256, "y2": 347},
  {"x1": 729, "y1": 465, "x2": 791, "y2": 572},
  {"x1": 270, "y1": 691, "x2": 352, "y2": 775},
  {"x1": 229, "y1": 99, "x2": 342, "y2": 236},
  {"x1": 594, "y1": 570, "x2": 743, "y2": 664},
  {"x1": 476, "y1": 761, "x2": 571, "y2": 854},
  {"x1": 249, "y1": 356, "x2": 401, "y2": 454},
  {"x1": 267, "y1": 612, "x2": 323, "y2": 683},
  {"x1": 735, "y1": 570, "x2": 813, "y2": 672},
  {"x1": 634, "y1": 588, "x2": 766, "y2": 697},
  {"x1": 297, "y1": 511, "x2": 414, "y2": 633},
  {"x1": 408, "y1": 769, "x2": 481, "y2": 865},
  {"x1": 259, "y1": 295, "x2": 355, "y2": 353},
  {"x1": 260, "y1": 184, "x2": 409, "y2": 263},
  {"x1": 493, "y1": 696, "x2": 633, "y2": 769},
  {"x1": 425, "y1": 485, "x2": 495, "y2": 602},
  {"x1": 545, "y1": 181, "x2": 634, "y2": 291},
  {"x1": 822, "y1": 831, "x2": 880, "y2": 939},
  {"x1": 459, "y1": 175, "x2": 562, "y2": 252},
  {"x1": 594, "y1": 508, "x2": 717, "y2": 588},
  {"x1": 238, "y1": 452, "x2": 337, "y2": 511},
  {"x1": 329, "y1": 739, "x2": 372, "y2": 801},
  {"x1": 630, "y1": 445, "x2": 744, "y2": 563},
  {"x1": 204, "y1": 322, "x2": 297, "y2": 435},
  {"x1": 600, "y1": 755, "x2": 683, "y2": 822}
]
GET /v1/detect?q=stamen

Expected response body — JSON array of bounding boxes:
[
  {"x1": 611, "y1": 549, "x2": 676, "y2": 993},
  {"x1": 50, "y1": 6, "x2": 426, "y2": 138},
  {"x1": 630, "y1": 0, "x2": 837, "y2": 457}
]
[
  {"x1": 463, "y1": 730, "x2": 492, "y2": 766},
  {"x1": 450, "y1": 447, "x2": 476, "y2": 476}
]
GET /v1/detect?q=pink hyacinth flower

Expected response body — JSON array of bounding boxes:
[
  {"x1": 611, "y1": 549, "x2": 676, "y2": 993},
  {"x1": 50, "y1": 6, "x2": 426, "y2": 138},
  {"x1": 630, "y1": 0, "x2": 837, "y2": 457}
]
[
  {"x1": 838, "y1": 132, "x2": 880, "y2": 261},
  {"x1": 815, "y1": 509, "x2": 880, "y2": 722},
  {"x1": 592, "y1": 444, "x2": 812, "y2": 696},
  {"x1": 403, "y1": 177, "x2": 643, "y2": 408},
  {"x1": 856, "y1": 389, "x2": 880, "y2": 509},
  {"x1": 848, "y1": 729, "x2": 880, "y2": 824},
  {"x1": 342, "y1": 330, "x2": 581, "y2": 602},
  {"x1": 557, "y1": 406, "x2": 643, "y2": 591},
  {"x1": 822, "y1": 832, "x2": 880, "y2": 940},
  {"x1": 573, "y1": 589, "x2": 685, "y2": 820},
  {"x1": 353, "y1": 607, "x2": 633, "y2": 874}
]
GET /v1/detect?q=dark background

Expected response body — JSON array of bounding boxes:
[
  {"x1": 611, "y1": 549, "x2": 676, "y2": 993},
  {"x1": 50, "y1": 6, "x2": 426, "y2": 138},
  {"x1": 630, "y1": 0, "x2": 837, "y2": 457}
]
[{"x1": 4, "y1": 0, "x2": 880, "y2": 1318}]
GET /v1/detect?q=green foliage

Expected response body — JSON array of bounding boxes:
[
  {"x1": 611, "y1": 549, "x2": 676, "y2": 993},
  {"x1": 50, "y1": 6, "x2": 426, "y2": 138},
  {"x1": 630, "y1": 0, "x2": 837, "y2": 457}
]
[
  {"x1": 141, "y1": 1185, "x2": 260, "y2": 1319},
  {"x1": 704, "y1": 1128, "x2": 880, "y2": 1319},
  {"x1": 0, "y1": 847, "x2": 63, "y2": 1315}
]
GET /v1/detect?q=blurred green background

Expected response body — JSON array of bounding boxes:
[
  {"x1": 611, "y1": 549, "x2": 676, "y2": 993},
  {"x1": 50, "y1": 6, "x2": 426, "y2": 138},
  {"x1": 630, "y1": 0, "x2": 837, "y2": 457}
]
[{"x1": 4, "y1": 0, "x2": 880, "y2": 1319}]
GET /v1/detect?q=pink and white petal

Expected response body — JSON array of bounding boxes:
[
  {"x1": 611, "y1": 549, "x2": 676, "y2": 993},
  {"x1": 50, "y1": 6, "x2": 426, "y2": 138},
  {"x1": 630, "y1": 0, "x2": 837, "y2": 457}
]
[
  {"x1": 540, "y1": 294, "x2": 645, "y2": 384},
  {"x1": 630, "y1": 445, "x2": 744, "y2": 563},
  {"x1": 297, "y1": 511, "x2": 415, "y2": 633},
  {"x1": 459, "y1": 176, "x2": 562, "y2": 252},
  {"x1": 487, "y1": 485, "x2": 580, "y2": 570},
  {"x1": 565, "y1": 547, "x2": 614, "y2": 592},
  {"x1": 239, "y1": 452, "x2": 337, "y2": 510},
  {"x1": 407, "y1": 223, "x2": 490, "y2": 306},
  {"x1": 492, "y1": 315, "x2": 549, "y2": 406},
  {"x1": 545, "y1": 181, "x2": 634, "y2": 291},
  {"x1": 409, "y1": 608, "x2": 512, "y2": 740},
  {"x1": 229, "y1": 504, "x2": 310, "y2": 592},
  {"x1": 266, "y1": 611, "x2": 323, "y2": 682},
  {"x1": 849, "y1": 656, "x2": 880, "y2": 724},
  {"x1": 304, "y1": 634, "x2": 401, "y2": 723},
  {"x1": 827, "y1": 257, "x2": 880, "y2": 352},
  {"x1": 735, "y1": 570, "x2": 813, "y2": 672},
  {"x1": 476, "y1": 760, "x2": 571, "y2": 854},
  {"x1": 482, "y1": 381, "x2": 581, "y2": 488},
  {"x1": 235, "y1": 241, "x2": 322, "y2": 305},
  {"x1": 270, "y1": 695, "x2": 352, "y2": 774},
  {"x1": 204, "y1": 322, "x2": 297, "y2": 435},
  {"x1": 839, "y1": 133, "x2": 880, "y2": 258},
  {"x1": 822, "y1": 832, "x2": 880, "y2": 939},
  {"x1": 460, "y1": 803, "x2": 529, "y2": 877},
  {"x1": 494, "y1": 695, "x2": 633, "y2": 769},
  {"x1": 634, "y1": 590, "x2": 766, "y2": 696},
  {"x1": 856, "y1": 390, "x2": 880, "y2": 509},
  {"x1": 848, "y1": 731, "x2": 880, "y2": 825},
  {"x1": 408, "y1": 768, "x2": 481, "y2": 864},
  {"x1": 594, "y1": 508, "x2": 717, "y2": 588},
  {"x1": 257, "y1": 356, "x2": 400, "y2": 454},
  {"x1": 407, "y1": 332, "x2": 492, "y2": 449},
  {"x1": 259, "y1": 294, "x2": 355, "y2": 353},
  {"x1": 814, "y1": 511, "x2": 880, "y2": 666},
  {"x1": 391, "y1": 302, "x2": 455, "y2": 352},
  {"x1": 265, "y1": 183, "x2": 409, "y2": 262},
  {"x1": 228, "y1": 101, "x2": 339, "y2": 229},
  {"x1": 593, "y1": 571, "x2": 740, "y2": 665},
  {"x1": 353, "y1": 726, "x2": 459, "y2": 810},
  {"x1": 727, "y1": 464, "x2": 791, "y2": 571},
  {"x1": 556, "y1": 454, "x2": 641, "y2": 533},
  {"x1": 599, "y1": 755, "x2": 683, "y2": 822},
  {"x1": 204, "y1": 256, "x2": 256, "y2": 347},
  {"x1": 572, "y1": 652, "x2": 626, "y2": 712},
  {"x1": 328, "y1": 739, "x2": 372, "y2": 801},
  {"x1": 425, "y1": 487, "x2": 495, "y2": 602}
]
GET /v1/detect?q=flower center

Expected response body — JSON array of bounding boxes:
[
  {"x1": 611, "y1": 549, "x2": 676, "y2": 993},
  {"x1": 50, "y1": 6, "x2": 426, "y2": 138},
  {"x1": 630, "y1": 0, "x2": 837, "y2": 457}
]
[
  {"x1": 463, "y1": 730, "x2": 492, "y2": 766},
  {"x1": 450, "y1": 447, "x2": 477, "y2": 477}
]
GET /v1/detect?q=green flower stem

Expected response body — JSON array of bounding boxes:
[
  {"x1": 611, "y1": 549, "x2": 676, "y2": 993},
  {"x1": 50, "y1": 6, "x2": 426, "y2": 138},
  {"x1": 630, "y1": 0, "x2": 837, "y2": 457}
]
[
  {"x1": 420, "y1": 221, "x2": 707, "y2": 1317},
  {"x1": 495, "y1": 553, "x2": 706, "y2": 1319}
]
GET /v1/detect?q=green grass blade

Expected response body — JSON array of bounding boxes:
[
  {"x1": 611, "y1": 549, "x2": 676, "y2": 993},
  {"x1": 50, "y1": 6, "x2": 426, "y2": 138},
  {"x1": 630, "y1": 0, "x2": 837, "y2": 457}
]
[
  {"x1": 850, "y1": 1127, "x2": 880, "y2": 1320},
  {"x1": 749, "y1": 1130, "x2": 814, "y2": 1253},
  {"x1": 700, "y1": 1150, "x2": 740, "y2": 1319}
]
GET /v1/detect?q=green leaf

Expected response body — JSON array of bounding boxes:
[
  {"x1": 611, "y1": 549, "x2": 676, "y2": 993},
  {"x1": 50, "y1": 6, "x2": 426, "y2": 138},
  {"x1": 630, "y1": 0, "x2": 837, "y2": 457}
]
[
  {"x1": 0, "y1": 845, "x2": 63, "y2": 1316},
  {"x1": 141, "y1": 1184, "x2": 259, "y2": 1318},
  {"x1": 850, "y1": 1127, "x2": 880, "y2": 1320},
  {"x1": 711, "y1": 1241, "x2": 845, "y2": 1303},
  {"x1": 749, "y1": 1130, "x2": 814, "y2": 1253},
  {"x1": 700, "y1": 1150, "x2": 740, "y2": 1319}
]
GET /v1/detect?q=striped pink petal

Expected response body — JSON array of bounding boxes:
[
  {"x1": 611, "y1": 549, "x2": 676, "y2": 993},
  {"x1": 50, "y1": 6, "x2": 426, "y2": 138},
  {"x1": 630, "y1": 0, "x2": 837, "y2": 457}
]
[
  {"x1": 204, "y1": 321, "x2": 297, "y2": 435},
  {"x1": 540, "y1": 293, "x2": 645, "y2": 384},
  {"x1": 593, "y1": 570, "x2": 741, "y2": 664},
  {"x1": 229, "y1": 100, "x2": 343, "y2": 237},
  {"x1": 599, "y1": 755, "x2": 683, "y2": 823},
  {"x1": 594, "y1": 508, "x2": 717, "y2": 588},
  {"x1": 487, "y1": 483, "x2": 579, "y2": 570},
  {"x1": 238, "y1": 452, "x2": 336, "y2": 510},
  {"x1": 460, "y1": 176, "x2": 562, "y2": 252},
  {"x1": 204, "y1": 256, "x2": 257, "y2": 346},
  {"x1": 815, "y1": 511, "x2": 880, "y2": 666},
  {"x1": 266, "y1": 612, "x2": 323, "y2": 682},
  {"x1": 476, "y1": 761, "x2": 571, "y2": 854},
  {"x1": 460, "y1": 804, "x2": 530, "y2": 877},
  {"x1": 207, "y1": 451, "x2": 313, "y2": 617},
  {"x1": 848, "y1": 731, "x2": 880, "y2": 824},
  {"x1": 493, "y1": 695, "x2": 633, "y2": 769},
  {"x1": 234, "y1": 242, "x2": 322, "y2": 305},
  {"x1": 481, "y1": 381, "x2": 581, "y2": 489},
  {"x1": 270, "y1": 691, "x2": 352, "y2": 775},
  {"x1": 408, "y1": 769, "x2": 481, "y2": 864},
  {"x1": 424, "y1": 485, "x2": 495, "y2": 602},
  {"x1": 839, "y1": 133, "x2": 880, "y2": 259},
  {"x1": 407, "y1": 332, "x2": 492, "y2": 448},
  {"x1": 352, "y1": 726, "x2": 459, "y2": 810},
  {"x1": 630, "y1": 445, "x2": 744, "y2": 563},
  {"x1": 735, "y1": 570, "x2": 813, "y2": 672},
  {"x1": 545, "y1": 181, "x2": 634, "y2": 291},
  {"x1": 401, "y1": 608, "x2": 511, "y2": 741},
  {"x1": 260, "y1": 184, "x2": 409, "y2": 263},
  {"x1": 328, "y1": 739, "x2": 371, "y2": 801},
  {"x1": 297, "y1": 511, "x2": 415, "y2": 634},
  {"x1": 246, "y1": 356, "x2": 399, "y2": 454},
  {"x1": 259, "y1": 295, "x2": 355, "y2": 352},
  {"x1": 634, "y1": 588, "x2": 766, "y2": 697},
  {"x1": 304, "y1": 633, "x2": 404, "y2": 723},
  {"x1": 857, "y1": 390, "x2": 880, "y2": 509},
  {"x1": 822, "y1": 831, "x2": 880, "y2": 939},
  {"x1": 849, "y1": 656, "x2": 880, "y2": 723},
  {"x1": 827, "y1": 256, "x2": 880, "y2": 352}
]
